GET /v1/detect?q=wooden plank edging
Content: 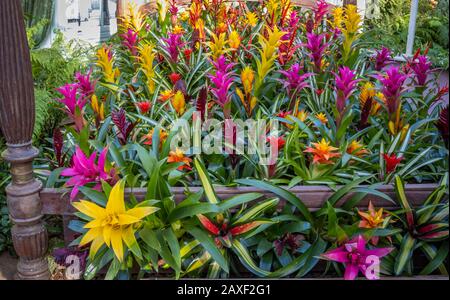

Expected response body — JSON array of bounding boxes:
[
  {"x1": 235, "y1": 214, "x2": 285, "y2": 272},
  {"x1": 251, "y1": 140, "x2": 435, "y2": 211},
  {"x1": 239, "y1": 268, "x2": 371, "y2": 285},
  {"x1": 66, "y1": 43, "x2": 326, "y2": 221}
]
[{"x1": 40, "y1": 183, "x2": 439, "y2": 216}]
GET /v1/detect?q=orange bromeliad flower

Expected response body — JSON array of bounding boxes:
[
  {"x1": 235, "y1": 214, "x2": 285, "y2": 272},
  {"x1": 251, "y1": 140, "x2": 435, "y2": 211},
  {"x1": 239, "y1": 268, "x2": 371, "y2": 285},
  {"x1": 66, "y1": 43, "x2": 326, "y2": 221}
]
[
  {"x1": 346, "y1": 140, "x2": 368, "y2": 157},
  {"x1": 228, "y1": 30, "x2": 241, "y2": 50},
  {"x1": 143, "y1": 128, "x2": 168, "y2": 147},
  {"x1": 304, "y1": 138, "x2": 341, "y2": 164},
  {"x1": 358, "y1": 201, "x2": 388, "y2": 245},
  {"x1": 315, "y1": 112, "x2": 328, "y2": 124},
  {"x1": 159, "y1": 89, "x2": 175, "y2": 102},
  {"x1": 168, "y1": 148, "x2": 192, "y2": 171}
]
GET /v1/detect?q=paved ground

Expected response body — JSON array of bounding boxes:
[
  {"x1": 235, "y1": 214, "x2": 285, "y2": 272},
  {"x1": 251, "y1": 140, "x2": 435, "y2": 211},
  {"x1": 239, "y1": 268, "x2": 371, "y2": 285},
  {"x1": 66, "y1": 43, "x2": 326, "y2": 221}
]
[{"x1": 0, "y1": 252, "x2": 17, "y2": 280}]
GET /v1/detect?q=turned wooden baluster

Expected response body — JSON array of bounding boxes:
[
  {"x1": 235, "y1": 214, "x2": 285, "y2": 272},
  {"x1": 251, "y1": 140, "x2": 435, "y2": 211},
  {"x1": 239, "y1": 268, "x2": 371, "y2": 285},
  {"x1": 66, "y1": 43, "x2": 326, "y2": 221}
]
[{"x1": 0, "y1": 0, "x2": 50, "y2": 280}]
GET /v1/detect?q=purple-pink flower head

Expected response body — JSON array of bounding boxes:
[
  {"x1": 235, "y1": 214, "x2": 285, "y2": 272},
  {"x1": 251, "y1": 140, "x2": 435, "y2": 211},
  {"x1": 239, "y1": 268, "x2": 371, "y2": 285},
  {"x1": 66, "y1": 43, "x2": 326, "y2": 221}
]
[
  {"x1": 313, "y1": 0, "x2": 330, "y2": 26},
  {"x1": 321, "y1": 235, "x2": 393, "y2": 280},
  {"x1": 334, "y1": 66, "x2": 359, "y2": 113},
  {"x1": 288, "y1": 11, "x2": 300, "y2": 29},
  {"x1": 376, "y1": 66, "x2": 409, "y2": 115},
  {"x1": 410, "y1": 55, "x2": 432, "y2": 86},
  {"x1": 279, "y1": 63, "x2": 312, "y2": 97},
  {"x1": 120, "y1": 29, "x2": 139, "y2": 56},
  {"x1": 305, "y1": 32, "x2": 328, "y2": 71},
  {"x1": 61, "y1": 147, "x2": 116, "y2": 200},
  {"x1": 163, "y1": 33, "x2": 183, "y2": 63},
  {"x1": 56, "y1": 83, "x2": 87, "y2": 116},
  {"x1": 75, "y1": 70, "x2": 96, "y2": 97},
  {"x1": 374, "y1": 47, "x2": 392, "y2": 71},
  {"x1": 208, "y1": 55, "x2": 235, "y2": 107}
]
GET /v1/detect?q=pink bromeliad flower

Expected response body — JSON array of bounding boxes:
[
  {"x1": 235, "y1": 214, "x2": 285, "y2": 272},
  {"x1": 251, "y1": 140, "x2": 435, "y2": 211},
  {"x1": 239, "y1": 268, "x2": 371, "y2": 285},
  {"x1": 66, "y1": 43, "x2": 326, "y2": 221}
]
[
  {"x1": 208, "y1": 55, "x2": 235, "y2": 118},
  {"x1": 61, "y1": 147, "x2": 117, "y2": 200},
  {"x1": 56, "y1": 83, "x2": 87, "y2": 116},
  {"x1": 304, "y1": 32, "x2": 328, "y2": 72},
  {"x1": 75, "y1": 70, "x2": 96, "y2": 97},
  {"x1": 120, "y1": 29, "x2": 139, "y2": 56},
  {"x1": 313, "y1": 0, "x2": 330, "y2": 27},
  {"x1": 410, "y1": 55, "x2": 432, "y2": 86},
  {"x1": 334, "y1": 66, "x2": 359, "y2": 115},
  {"x1": 279, "y1": 63, "x2": 312, "y2": 98},
  {"x1": 374, "y1": 47, "x2": 392, "y2": 71},
  {"x1": 163, "y1": 33, "x2": 183, "y2": 63},
  {"x1": 321, "y1": 235, "x2": 393, "y2": 280},
  {"x1": 376, "y1": 66, "x2": 409, "y2": 116}
]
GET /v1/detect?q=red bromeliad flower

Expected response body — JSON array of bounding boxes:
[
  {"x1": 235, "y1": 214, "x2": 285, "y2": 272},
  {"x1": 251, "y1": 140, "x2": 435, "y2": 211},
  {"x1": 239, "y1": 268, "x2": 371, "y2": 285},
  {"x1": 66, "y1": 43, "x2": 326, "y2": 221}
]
[
  {"x1": 267, "y1": 135, "x2": 286, "y2": 150},
  {"x1": 169, "y1": 72, "x2": 182, "y2": 85},
  {"x1": 436, "y1": 105, "x2": 449, "y2": 147},
  {"x1": 183, "y1": 48, "x2": 193, "y2": 62},
  {"x1": 320, "y1": 235, "x2": 393, "y2": 280},
  {"x1": 136, "y1": 101, "x2": 151, "y2": 114},
  {"x1": 383, "y1": 153, "x2": 402, "y2": 174},
  {"x1": 197, "y1": 214, "x2": 264, "y2": 248}
]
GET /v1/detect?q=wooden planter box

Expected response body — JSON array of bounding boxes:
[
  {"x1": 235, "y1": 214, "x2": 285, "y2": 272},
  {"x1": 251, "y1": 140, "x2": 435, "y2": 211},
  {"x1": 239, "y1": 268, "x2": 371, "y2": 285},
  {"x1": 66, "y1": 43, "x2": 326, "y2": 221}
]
[{"x1": 39, "y1": 183, "x2": 438, "y2": 244}]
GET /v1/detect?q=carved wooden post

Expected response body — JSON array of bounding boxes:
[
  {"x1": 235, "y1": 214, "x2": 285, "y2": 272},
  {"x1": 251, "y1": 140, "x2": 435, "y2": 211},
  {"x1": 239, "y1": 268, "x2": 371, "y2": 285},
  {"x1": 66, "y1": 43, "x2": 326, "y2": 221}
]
[
  {"x1": 0, "y1": 0, "x2": 50, "y2": 280},
  {"x1": 116, "y1": 0, "x2": 129, "y2": 29}
]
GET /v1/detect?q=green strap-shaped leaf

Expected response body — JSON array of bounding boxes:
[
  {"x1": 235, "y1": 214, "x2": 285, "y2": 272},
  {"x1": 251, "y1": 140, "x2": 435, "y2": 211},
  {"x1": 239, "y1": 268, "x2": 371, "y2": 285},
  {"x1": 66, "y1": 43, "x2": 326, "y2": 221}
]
[
  {"x1": 219, "y1": 193, "x2": 264, "y2": 211},
  {"x1": 394, "y1": 233, "x2": 416, "y2": 276},
  {"x1": 420, "y1": 243, "x2": 449, "y2": 275},
  {"x1": 232, "y1": 240, "x2": 271, "y2": 277},
  {"x1": 78, "y1": 186, "x2": 107, "y2": 207},
  {"x1": 187, "y1": 227, "x2": 229, "y2": 273},
  {"x1": 394, "y1": 176, "x2": 415, "y2": 230},
  {"x1": 194, "y1": 157, "x2": 220, "y2": 204},
  {"x1": 168, "y1": 203, "x2": 221, "y2": 223},
  {"x1": 235, "y1": 179, "x2": 313, "y2": 223},
  {"x1": 233, "y1": 198, "x2": 279, "y2": 224}
]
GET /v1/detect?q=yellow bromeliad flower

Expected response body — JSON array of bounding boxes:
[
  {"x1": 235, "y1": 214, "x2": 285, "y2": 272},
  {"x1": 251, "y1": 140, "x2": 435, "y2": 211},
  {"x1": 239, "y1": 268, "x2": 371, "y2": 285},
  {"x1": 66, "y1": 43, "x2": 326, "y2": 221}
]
[
  {"x1": 331, "y1": 7, "x2": 344, "y2": 30},
  {"x1": 73, "y1": 180, "x2": 159, "y2": 262},
  {"x1": 195, "y1": 19, "x2": 206, "y2": 41},
  {"x1": 245, "y1": 11, "x2": 258, "y2": 27},
  {"x1": 157, "y1": 0, "x2": 169, "y2": 23},
  {"x1": 207, "y1": 32, "x2": 228, "y2": 60},
  {"x1": 255, "y1": 26, "x2": 285, "y2": 91},
  {"x1": 342, "y1": 5, "x2": 362, "y2": 60},
  {"x1": 241, "y1": 66, "x2": 254, "y2": 95},
  {"x1": 359, "y1": 82, "x2": 381, "y2": 116},
  {"x1": 304, "y1": 138, "x2": 341, "y2": 164},
  {"x1": 91, "y1": 94, "x2": 105, "y2": 121},
  {"x1": 138, "y1": 43, "x2": 156, "y2": 94},
  {"x1": 315, "y1": 112, "x2": 328, "y2": 124},
  {"x1": 120, "y1": 2, "x2": 145, "y2": 32},
  {"x1": 171, "y1": 90, "x2": 186, "y2": 115},
  {"x1": 236, "y1": 66, "x2": 257, "y2": 117},
  {"x1": 96, "y1": 45, "x2": 120, "y2": 84},
  {"x1": 228, "y1": 30, "x2": 241, "y2": 50}
]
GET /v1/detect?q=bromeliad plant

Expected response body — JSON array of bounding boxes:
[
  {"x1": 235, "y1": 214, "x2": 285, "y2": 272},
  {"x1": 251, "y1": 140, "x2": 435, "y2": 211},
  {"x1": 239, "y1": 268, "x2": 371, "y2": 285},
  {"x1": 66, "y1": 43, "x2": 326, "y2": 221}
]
[{"x1": 45, "y1": 0, "x2": 448, "y2": 279}]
